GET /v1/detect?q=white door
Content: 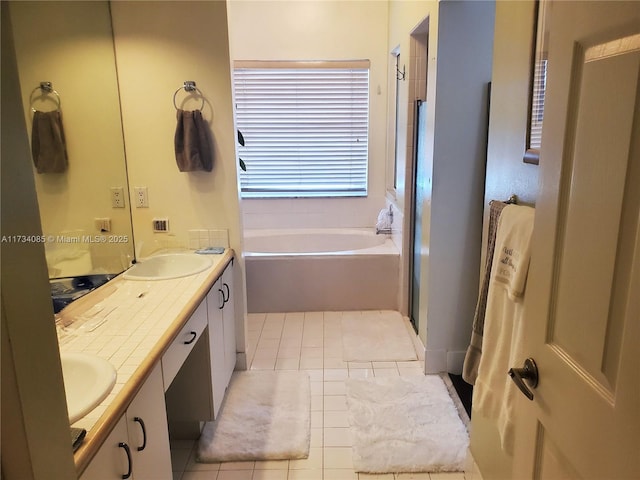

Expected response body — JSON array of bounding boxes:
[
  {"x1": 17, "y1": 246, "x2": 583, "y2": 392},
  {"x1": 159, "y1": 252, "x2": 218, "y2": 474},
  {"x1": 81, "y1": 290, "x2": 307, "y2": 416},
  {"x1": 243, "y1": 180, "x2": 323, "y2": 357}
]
[{"x1": 512, "y1": 2, "x2": 640, "y2": 479}]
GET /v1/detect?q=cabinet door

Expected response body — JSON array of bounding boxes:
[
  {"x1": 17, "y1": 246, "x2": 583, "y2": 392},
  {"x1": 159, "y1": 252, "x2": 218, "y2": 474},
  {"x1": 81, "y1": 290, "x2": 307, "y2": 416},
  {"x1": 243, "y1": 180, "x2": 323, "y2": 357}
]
[
  {"x1": 80, "y1": 416, "x2": 131, "y2": 480},
  {"x1": 221, "y1": 264, "x2": 236, "y2": 384},
  {"x1": 207, "y1": 277, "x2": 226, "y2": 417},
  {"x1": 126, "y1": 363, "x2": 172, "y2": 479}
]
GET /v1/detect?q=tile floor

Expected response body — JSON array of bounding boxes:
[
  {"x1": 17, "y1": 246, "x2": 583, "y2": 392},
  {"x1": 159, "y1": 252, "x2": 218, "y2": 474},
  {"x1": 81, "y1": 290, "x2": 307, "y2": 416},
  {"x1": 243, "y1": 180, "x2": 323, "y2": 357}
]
[{"x1": 170, "y1": 311, "x2": 472, "y2": 480}]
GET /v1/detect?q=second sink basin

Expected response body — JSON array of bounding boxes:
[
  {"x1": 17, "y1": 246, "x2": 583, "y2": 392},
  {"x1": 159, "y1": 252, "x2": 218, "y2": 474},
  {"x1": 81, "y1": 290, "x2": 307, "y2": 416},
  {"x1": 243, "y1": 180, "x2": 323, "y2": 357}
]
[
  {"x1": 60, "y1": 352, "x2": 116, "y2": 424},
  {"x1": 123, "y1": 253, "x2": 213, "y2": 281}
]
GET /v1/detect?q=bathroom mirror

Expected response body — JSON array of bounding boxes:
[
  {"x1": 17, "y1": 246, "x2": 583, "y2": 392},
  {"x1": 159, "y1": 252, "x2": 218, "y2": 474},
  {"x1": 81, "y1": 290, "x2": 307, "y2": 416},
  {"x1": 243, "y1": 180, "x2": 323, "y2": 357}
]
[
  {"x1": 9, "y1": 1, "x2": 135, "y2": 279},
  {"x1": 523, "y1": 0, "x2": 550, "y2": 165}
]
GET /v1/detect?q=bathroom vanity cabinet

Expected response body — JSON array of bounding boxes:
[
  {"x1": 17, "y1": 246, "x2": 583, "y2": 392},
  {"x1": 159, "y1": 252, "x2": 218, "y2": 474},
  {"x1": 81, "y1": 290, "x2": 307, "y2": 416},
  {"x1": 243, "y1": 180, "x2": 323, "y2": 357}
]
[
  {"x1": 80, "y1": 364, "x2": 172, "y2": 480},
  {"x1": 208, "y1": 262, "x2": 236, "y2": 415},
  {"x1": 76, "y1": 253, "x2": 236, "y2": 479}
]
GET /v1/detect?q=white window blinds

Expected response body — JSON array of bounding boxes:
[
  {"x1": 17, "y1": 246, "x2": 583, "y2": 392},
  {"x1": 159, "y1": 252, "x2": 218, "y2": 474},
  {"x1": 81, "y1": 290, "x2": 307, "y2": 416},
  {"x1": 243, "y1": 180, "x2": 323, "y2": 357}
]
[
  {"x1": 529, "y1": 58, "x2": 547, "y2": 149},
  {"x1": 233, "y1": 61, "x2": 370, "y2": 198}
]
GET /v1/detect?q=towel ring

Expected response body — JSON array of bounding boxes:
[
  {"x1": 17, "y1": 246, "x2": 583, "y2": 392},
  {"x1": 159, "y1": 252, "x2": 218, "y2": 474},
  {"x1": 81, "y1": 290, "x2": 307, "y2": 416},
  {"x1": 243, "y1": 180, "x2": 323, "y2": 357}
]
[
  {"x1": 29, "y1": 82, "x2": 61, "y2": 112},
  {"x1": 173, "y1": 81, "x2": 205, "y2": 111}
]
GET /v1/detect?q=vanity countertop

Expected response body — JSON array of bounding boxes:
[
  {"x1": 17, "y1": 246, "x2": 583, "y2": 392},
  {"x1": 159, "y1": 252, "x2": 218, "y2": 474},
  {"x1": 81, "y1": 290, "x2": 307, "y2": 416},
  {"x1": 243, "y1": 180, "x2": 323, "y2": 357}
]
[{"x1": 57, "y1": 249, "x2": 234, "y2": 474}]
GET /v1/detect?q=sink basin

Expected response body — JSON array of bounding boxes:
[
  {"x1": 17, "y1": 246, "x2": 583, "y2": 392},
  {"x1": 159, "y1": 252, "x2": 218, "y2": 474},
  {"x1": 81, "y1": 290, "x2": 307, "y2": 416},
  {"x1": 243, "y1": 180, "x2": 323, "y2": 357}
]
[
  {"x1": 122, "y1": 253, "x2": 212, "y2": 281},
  {"x1": 60, "y1": 352, "x2": 116, "y2": 424}
]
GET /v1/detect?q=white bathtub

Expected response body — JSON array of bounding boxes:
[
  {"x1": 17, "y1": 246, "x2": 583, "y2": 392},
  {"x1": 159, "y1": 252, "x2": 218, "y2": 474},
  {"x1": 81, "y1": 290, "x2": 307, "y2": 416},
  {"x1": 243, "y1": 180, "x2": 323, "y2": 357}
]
[{"x1": 244, "y1": 229, "x2": 400, "y2": 313}]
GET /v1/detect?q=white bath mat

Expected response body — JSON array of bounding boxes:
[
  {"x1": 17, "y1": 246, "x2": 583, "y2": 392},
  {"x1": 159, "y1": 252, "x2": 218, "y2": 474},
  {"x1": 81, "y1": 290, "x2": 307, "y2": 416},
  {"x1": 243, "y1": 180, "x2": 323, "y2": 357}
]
[
  {"x1": 346, "y1": 375, "x2": 469, "y2": 473},
  {"x1": 197, "y1": 371, "x2": 310, "y2": 462},
  {"x1": 342, "y1": 311, "x2": 418, "y2": 361}
]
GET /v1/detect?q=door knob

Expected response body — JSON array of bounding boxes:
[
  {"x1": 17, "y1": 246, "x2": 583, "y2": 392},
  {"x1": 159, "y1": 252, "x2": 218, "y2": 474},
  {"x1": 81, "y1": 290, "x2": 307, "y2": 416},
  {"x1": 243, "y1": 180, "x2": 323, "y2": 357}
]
[{"x1": 508, "y1": 357, "x2": 539, "y2": 401}]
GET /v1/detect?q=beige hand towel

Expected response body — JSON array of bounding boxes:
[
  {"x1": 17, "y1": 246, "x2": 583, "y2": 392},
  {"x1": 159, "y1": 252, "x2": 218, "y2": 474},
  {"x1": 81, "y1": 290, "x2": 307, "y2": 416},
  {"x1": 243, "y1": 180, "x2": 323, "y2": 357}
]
[
  {"x1": 31, "y1": 110, "x2": 68, "y2": 174},
  {"x1": 174, "y1": 109, "x2": 213, "y2": 172}
]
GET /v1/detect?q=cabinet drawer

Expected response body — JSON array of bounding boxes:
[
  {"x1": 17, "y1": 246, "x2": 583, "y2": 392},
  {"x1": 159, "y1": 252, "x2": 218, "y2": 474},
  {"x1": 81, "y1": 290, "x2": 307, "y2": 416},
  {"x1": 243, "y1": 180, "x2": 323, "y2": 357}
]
[{"x1": 161, "y1": 300, "x2": 207, "y2": 390}]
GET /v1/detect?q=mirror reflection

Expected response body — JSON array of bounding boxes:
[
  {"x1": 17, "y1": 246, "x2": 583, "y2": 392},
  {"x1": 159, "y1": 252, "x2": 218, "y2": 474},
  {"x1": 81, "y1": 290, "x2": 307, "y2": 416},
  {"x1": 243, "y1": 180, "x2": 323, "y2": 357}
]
[{"x1": 9, "y1": 2, "x2": 134, "y2": 288}]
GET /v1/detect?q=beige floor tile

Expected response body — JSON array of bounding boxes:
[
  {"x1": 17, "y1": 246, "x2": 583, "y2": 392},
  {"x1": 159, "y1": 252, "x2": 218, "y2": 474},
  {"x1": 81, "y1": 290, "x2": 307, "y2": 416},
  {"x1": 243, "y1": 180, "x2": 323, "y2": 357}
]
[
  {"x1": 430, "y1": 474, "x2": 466, "y2": 480},
  {"x1": 324, "y1": 427, "x2": 352, "y2": 447},
  {"x1": 398, "y1": 366, "x2": 424, "y2": 377},
  {"x1": 251, "y1": 469, "x2": 287, "y2": 480},
  {"x1": 277, "y1": 346, "x2": 301, "y2": 359},
  {"x1": 253, "y1": 347, "x2": 279, "y2": 359},
  {"x1": 301, "y1": 347, "x2": 324, "y2": 359},
  {"x1": 396, "y1": 473, "x2": 431, "y2": 479},
  {"x1": 310, "y1": 381, "x2": 324, "y2": 395},
  {"x1": 181, "y1": 471, "x2": 219, "y2": 480},
  {"x1": 302, "y1": 369, "x2": 324, "y2": 382},
  {"x1": 311, "y1": 394, "x2": 324, "y2": 411},
  {"x1": 373, "y1": 368, "x2": 399, "y2": 377},
  {"x1": 250, "y1": 357, "x2": 276, "y2": 370},
  {"x1": 323, "y1": 447, "x2": 353, "y2": 469},
  {"x1": 300, "y1": 357, "x2": 324, "y2": 369},
  {"x1": 324, "y1": 411, "x2": 349, "y2": 428},
  {"x1": 275, "y1": 357, "x2": 299, "y2": 370},
  {"x1": 348, "y1": 362, "x2": 373, "y2": 369},
  {"x1": 286, "y1": 470, "x2": 323, "y2": 480},
  {"x1": 324, "y1": 381, "x2": 347, "y2": 395},
  {"x1": 324, "y1": 395, "x2": 348, "y2": 411},
  {"x1": 324, "y1": 357, "x2": 348, "y2": 369},
  {"x1": 323, "y1": 469, "x2": 359, "y2": 479},
  {"x1": 311, "y1": 410, "x2": 324, "y2": 428},
  {"x1": 324, "y1": 368, "x2": 349, "y2": 381},
  {"x1": 216, "y1": 470, "x2": 253, "y2": 480},
  {"x1": 372, "y1": 361, "x2": 397, "y2": 369},
  {"x1": 310, "y1": 427, "x2": 323, "y2": 447},
  {"x1": 348, "y1": 368, "x2": 374, "y2": 379},
  {"x1": 358, "y1": 474, "x2": 395, "y2": 480}
]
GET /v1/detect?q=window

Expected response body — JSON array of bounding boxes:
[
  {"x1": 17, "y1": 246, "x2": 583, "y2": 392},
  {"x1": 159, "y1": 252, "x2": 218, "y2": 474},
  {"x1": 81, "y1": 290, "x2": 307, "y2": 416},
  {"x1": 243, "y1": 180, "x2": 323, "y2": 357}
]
[{"x1": 233, "y1": 61, "x2": 370, "y2": 198}]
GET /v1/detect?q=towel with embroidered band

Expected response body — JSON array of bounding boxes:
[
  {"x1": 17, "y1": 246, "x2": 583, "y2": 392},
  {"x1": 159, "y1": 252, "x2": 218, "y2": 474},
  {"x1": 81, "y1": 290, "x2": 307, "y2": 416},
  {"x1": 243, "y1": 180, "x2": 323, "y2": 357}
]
[{"x1": 473, "y1": 204, "x2": 535, "y2": 455}]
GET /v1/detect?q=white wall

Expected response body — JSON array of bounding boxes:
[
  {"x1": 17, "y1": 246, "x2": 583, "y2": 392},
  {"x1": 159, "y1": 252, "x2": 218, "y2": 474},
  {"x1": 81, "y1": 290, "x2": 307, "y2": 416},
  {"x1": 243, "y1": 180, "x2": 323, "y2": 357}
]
[
  {"x1": 227, "y1": 0, "x2": 390, "y2": 230},
  {"x1": 387, "y1": 1, "x2": 494, "y2": 370},
  {"x1": 1, "y1": 4, "x2": 77, "y2": 476},
  {"x1": 110, "y1": 1, "x2": 248, "y2": 361},
  {"x1": 425, "y1": 0, "x2": 495, "y2": 373}
]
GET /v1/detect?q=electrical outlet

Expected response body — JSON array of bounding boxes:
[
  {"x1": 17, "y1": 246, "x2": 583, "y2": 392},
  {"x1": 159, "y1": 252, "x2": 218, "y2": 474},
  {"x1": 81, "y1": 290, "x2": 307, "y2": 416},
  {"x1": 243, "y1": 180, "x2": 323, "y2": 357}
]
[
  {"x1": 110, "y1": 187, "x2": 125, "y2": 208},
  {"x1": 134, "y1": 187, "x2": 149, "y2": 208}
]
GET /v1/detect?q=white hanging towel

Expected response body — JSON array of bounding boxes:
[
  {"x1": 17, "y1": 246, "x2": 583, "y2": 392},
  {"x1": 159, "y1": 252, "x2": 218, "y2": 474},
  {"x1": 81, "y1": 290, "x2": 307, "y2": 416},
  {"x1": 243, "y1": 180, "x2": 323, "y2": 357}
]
[
  {"x1": 473, "y1": 204, "x2": 535, "y2": 455},
  {"x1": 376, "y1": 208, "x2": 392, "y2": 231}
]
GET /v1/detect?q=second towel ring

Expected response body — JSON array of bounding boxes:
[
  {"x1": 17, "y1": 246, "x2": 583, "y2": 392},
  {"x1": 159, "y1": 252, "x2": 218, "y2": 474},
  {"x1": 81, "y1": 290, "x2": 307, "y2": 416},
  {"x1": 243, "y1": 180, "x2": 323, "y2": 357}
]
[
  {"x1": 30, "y1": 81, "x2": 61, "y2": 112},
  {"x1": 173, "y1": 81, "x2": 205, "y2": 111}
]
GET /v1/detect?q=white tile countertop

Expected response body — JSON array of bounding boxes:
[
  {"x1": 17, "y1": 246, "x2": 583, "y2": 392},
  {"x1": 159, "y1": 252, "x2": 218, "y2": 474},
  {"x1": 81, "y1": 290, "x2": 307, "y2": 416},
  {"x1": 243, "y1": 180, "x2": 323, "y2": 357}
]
[{"x1": 55, "y1": 249, "x2": 234, "y2": 473}]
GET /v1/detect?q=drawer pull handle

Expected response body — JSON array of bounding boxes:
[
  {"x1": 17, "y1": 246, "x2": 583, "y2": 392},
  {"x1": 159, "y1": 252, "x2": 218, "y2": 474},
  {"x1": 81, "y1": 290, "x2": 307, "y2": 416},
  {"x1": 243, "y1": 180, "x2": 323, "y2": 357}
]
[
  {"x1": 118, "y1": 442, "x2": 132, "y2": 479},
  {"x1": 219, "y1": 288, "x2": 225, "y2": 309},
  {"x1": 133, "y1": 416, "x2": 147, "y2": 451},
  {"x1": 184, "y1": 331, "x2": 197, "y2": 345},
  {"x1": 222, "y1": 283, "x2": 230, "y2": 303}
]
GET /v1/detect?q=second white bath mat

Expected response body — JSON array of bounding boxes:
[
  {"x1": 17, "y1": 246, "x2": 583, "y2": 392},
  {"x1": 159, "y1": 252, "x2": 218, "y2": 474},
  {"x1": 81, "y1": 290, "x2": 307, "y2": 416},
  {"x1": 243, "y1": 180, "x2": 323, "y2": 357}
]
[
  {"x1": 346, "y1": 375, "x2": 469, "y2": 473},
  {"x1": 197, "y1": 371, "x2": 310, "y2": 462}
]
